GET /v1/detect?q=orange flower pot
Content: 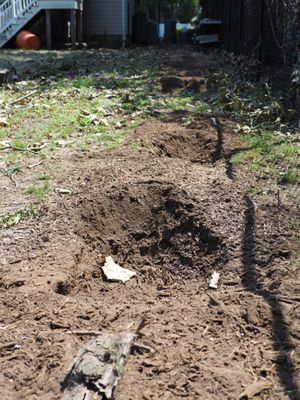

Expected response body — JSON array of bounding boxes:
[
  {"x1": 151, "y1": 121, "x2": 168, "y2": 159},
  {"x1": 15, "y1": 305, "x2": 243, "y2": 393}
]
[{"x1": 16, "y1": 30, "x2": 41, "y2": 50}]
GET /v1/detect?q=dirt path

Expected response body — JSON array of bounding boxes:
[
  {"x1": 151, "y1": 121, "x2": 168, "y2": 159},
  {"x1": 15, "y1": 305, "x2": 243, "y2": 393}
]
[{"x1": 0, "y1": 50, "x2": 300, "y2": 400}]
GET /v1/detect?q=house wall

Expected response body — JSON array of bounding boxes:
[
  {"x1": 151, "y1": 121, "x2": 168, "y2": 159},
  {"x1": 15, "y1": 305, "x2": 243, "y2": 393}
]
[{"x1": 83, "y1": 0, "x2": 135, "y2": 47}]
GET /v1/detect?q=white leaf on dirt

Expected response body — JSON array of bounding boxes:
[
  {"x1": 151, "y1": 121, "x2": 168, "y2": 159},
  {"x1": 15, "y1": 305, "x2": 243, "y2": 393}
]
[
  {"x1": 0, "y1": 140, "x2": 10, "y2": 147},
  {"x1": 55, "y1": 188, "x2": 72, "y2": 194},
  {"x1": 0, "y1": 116, "x2": 8, "y2": 127},
  {"x1": 56, "y1": 139, "x2": 73, "y2": 146},
  {"x1": 99, "y1": 117, "x2": 109, "y2": 126},
  {"x1": 209, "y1": 271, "x2": 220, "y2": 289},
  {"x1": 115, "y1": 121, "x2": 123, "y2": 128},
  {"x1": 102, "y1": 256, "x2": 136, "y2": 283}
]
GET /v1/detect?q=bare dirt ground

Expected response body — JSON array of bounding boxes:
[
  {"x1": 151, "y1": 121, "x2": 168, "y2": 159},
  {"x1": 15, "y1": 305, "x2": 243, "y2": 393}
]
[{"x1": 0, "y1": 48, "x2": 300, "y2": 400}]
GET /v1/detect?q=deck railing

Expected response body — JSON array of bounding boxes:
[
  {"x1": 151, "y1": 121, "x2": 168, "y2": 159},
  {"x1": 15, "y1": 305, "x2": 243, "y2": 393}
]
[{"x1": 0, "y1": 0, "x2": 37, "y2": 34}]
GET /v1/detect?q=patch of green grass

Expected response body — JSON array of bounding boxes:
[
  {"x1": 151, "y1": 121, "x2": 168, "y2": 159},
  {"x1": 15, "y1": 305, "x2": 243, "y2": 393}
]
[
  {"x1": 81, "y1": 128, "x2": 128, "y2": 150},
  {"x1": 231, "y1": 148, "x2": 258, "y2": 165},
  {"x1": 57, "y1": 77, "x2": 95, "y2": 90},
  {"x1": 278, "y1": 169, "x2": 300, "y2": 184},
  {"x1": 163, "y1": 95, "x2": 195, "y2": 110},
  {"x1": 131, "y1": 141, "x2": 142, "y2": 150},
  {"x1": 193, "y1": 103, "x2": 213, "y2": 113},
  {"x1": 11, "y1": 139, "x2": 28, "y2": 150},
  {"x1": 233, "y1": 131, "x2": 298, "y2": 163},
  {"x1": 99, "y1": 129, "x2": 128, "y2": 149},
  {"x1": 35, "y1": 172, "x2": 51, "y2": 181},
  {"x1": 25, "y1": 184, "x2": 49, "y2": 202},
  {"x1": 0, "y1": 49, "x2": 181, "y2": 163},
  {"x1": 79, "y1": 144, "x2": 87, "y2": 152},
  {"x1": 246, "y1": 186, "x2": 257, "y2": 193},
  {"x1": 0, "y1": 208, "x2": 33, "y2": 228},
  {"x1": 231, "y1": 130, "x2": 299, "y2": 184}
]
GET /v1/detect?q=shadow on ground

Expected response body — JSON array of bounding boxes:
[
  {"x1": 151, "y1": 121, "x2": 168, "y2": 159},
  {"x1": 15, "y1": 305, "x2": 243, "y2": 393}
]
[{"x1": 242, "y1": 195, "x2": 300, "y2": 400}]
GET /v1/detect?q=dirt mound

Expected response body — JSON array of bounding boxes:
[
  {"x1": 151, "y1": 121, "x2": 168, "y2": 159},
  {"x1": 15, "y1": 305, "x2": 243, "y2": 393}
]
[
  {"x1": 0, "y1": 113, "x2": 299, "y2": 400},
  {"x1": 79, "y1": 182, "x2": 226, "y2": 278},
  {"x1": 131, "y1": 119, "x2": 217, "y2": 163},
  {"x1": 160, "y1": 75, "x2": 206, "y2": 93}
]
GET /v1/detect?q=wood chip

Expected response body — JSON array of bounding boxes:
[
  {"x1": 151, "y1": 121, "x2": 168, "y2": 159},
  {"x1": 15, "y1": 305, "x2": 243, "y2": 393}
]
[{"x1": 240, "y1": 381, "x2": 271, "y2": 399}]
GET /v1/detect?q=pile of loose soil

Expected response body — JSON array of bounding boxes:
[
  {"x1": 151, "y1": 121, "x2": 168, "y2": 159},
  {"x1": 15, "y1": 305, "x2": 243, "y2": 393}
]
[
  {"x1": 131, "y1": 118, "x2": 217, "y2": 163},
  {"x1": 0, "y1": 115, "x2": 299, "y2": 400}
]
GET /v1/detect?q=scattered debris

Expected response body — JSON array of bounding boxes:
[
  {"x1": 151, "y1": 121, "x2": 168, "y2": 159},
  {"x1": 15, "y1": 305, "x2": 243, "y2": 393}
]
[
  {"x1": 0, "y1": 143, "x2": 38, "y2": 154},
  {"x1": 28, "y1": 143, "x2": 48, "y2": 152},
  {"x1": 239, "y1": 381, "x2": 272, "y2": 399},
  {"x1": 61, "y1": 332, "x2": 135, "y2": 400},
  {"x1": 55, "y1": 188, "x2": 72, "y2": 195},
  {"x1": 132, "y1": 342, "x2": 155, "y2": 354},
  {"x1": 28, "y1": 160, "x2": 44, "y2": 169},
  {"x1": 0, "y1": 116, "x2": 8, "y2": 127},
  {"x1": 102, "y1": 256, "x2": 136, "y2": 283},
  {"x1": 50, "y1": 321, "x2": 71, "y2": 330},
  {"x1": 209, "y1": 271, "x2": 220, "y2": 289}
]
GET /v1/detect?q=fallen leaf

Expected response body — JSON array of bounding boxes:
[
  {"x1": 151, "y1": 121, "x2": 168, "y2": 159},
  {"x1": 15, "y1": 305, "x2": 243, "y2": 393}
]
[{"x1": 102, "y1": 256, "x2": 136, "y2": 283}]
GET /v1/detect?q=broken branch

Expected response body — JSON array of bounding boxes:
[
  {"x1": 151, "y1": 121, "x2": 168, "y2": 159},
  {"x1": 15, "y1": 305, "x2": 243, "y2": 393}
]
[{"x1": 9, "y1": 90, "x2": 38, "y2": 106}]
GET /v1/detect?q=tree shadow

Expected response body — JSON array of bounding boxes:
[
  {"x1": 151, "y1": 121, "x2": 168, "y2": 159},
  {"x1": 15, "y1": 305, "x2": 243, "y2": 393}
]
[
  {"x1": 242, "y1": 195, "x2": 300, "y2": 400},
  {"x1": 212, "y1": 117, "x2": 223, "y2": 163},
  {"x1": 210, "y1": 117, "x2": 254, "y2": 181}
]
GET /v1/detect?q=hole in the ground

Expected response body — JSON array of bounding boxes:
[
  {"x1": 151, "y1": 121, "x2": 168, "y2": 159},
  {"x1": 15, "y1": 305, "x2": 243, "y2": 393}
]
[
  {"x1": 80, "y1": 183, "x2": 227, "y2": 278},
  {"x1": 55, "y1": 280, "x2": 72, "y2": 296},
  {"x1": 132, "y1": 121, "x2": 217, "y2": 163}
]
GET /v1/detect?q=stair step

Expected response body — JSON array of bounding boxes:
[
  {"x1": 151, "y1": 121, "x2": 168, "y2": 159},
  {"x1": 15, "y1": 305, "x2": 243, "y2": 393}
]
[{"x1": 0, "y1": 0, "x2": 41, "y2": 48}]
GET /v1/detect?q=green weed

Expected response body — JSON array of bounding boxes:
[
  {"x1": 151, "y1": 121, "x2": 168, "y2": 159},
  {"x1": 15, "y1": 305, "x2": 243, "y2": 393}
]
[
  {"x1": 35, "y1": 172, "x2": 51, "y2": 181},
  {"x1": 0, "y1": 208, "x2": 33, "y2": 228},
  {"x1": 25, "y1": 184, "x2": 49, "y2": 202},
  {"x1": 278, "y1": 169, "x2": 300, "y2": 184}
]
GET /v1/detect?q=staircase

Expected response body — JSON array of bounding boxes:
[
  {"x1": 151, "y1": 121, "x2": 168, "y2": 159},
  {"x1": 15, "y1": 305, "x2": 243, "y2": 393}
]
[
  {"x1": 0, "y1": 0, "x2": 41, "y2": 48},
  {"x1": 0, "y1": 0, "x2": 83, "y2": 48}
]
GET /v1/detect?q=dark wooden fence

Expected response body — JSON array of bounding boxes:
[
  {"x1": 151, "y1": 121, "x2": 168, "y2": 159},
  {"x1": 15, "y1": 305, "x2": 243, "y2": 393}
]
[{"x1": 201, "y1": 0, "x2": 300, "y2": 71}]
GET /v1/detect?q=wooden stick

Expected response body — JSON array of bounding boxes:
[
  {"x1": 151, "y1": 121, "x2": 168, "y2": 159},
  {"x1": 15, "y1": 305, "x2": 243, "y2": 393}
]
[
  {"x1": 0, "y1": 144, "x2": 37, "y2": 154},
  {"x1": 66, "y1": 330, "x2": 103, "y2": 336},
  {"x1": 132, "y1": 342, "x2": 155, "y2": 354},
  {"x1": 28, "y1": 160, "x2": 44, "y2": 169},
  {"x1": 9, "y1": 90, "x2": 38, "y2": 106}
]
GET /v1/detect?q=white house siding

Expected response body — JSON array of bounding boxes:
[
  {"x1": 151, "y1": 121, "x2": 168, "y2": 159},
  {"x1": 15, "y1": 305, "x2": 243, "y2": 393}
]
[{"x1": 84, "y1": 0, "x2": 135, "y2": 42}]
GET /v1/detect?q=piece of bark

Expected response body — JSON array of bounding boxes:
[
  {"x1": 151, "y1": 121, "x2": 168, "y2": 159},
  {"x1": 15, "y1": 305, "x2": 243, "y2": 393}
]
[
  {"x1": 240, "y1": 381, "x2": 272, "y2": 399},
  {"x1": 62, "y1": 332, "x2": 135, "y2": 400}
]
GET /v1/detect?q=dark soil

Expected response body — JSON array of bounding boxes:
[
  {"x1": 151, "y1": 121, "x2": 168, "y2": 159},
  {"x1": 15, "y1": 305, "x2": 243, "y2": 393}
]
[{"x1": 0, "y1": 96, "x2": 300, "y2": 398}]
